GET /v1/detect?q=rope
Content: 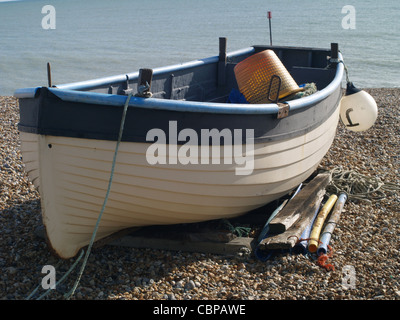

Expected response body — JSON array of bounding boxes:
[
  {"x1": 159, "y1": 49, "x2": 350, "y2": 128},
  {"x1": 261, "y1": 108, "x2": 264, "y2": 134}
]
[
  {"x1": 316, "y1": 245, "x2": 335, "y2": 272},
  {"x1": 64, "y1": 92, "x2": 133, "y2": 299},
  {"x1": 291, "y1": 236, "x2": 335, "y2": 271},
  {"x1": 26, "y1": 249, "x2": 84, "y2": 300},
  {"x1": 26, "y1": 92, "x2": 133, "y2": 300},
  {"x1": 26, "y1": 260, "x2": 62, "y2": 300},
  {"x1": 339, "y1": 60, "x2": 350, "y2": 84},
  {"x1": 222, "y1": 219, "x2": 251, "y2": 237},
  {"x1": 327, "y1": 167, "x2": 400, "y2": 203}
]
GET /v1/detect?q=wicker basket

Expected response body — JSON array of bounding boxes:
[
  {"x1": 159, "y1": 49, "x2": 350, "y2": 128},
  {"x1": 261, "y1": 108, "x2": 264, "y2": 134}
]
[{"x1": 234, "y1": 50, "x2": 302, "y2": 104}]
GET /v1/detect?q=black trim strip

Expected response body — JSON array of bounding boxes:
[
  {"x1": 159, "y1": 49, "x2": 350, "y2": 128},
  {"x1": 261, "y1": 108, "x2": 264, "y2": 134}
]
[{"x1": 18, "y1": 86, "x2": 341, "y2": 145}]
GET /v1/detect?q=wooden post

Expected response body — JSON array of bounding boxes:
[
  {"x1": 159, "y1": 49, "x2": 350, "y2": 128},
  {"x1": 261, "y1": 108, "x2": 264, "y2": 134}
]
[
  {"x1": 136, "y1": 68, "x2": 153, "y2": 97},
  {"x1": 47, "y1": 62, "x2": 52, "y2": 87},
  {"x1": 268, "y1": 11, "x2": 272, "y2": 46},
  {"x1": 218, "y1": 37, "x2": 227, "y2": 86},
  {"x1": 330, "y1": 43, "x2": 339, "y2": 64}
]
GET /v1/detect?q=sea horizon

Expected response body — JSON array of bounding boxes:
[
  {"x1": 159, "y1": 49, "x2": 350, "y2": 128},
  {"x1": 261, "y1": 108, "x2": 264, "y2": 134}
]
[{"x1": 1, "y1": 0, "x2": 399, "y2": 96}]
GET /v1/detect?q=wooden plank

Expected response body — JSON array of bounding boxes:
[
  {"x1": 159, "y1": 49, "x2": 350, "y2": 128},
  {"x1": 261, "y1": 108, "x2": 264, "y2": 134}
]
[
  {"x1": 259, "y1": 188, "x2": 325, "y2": 250},
  {"x1": 34, "y1": 224, "x2": 254, "y2": 256},
  {"x1": 108, "y1": 235, "x2": 253, "y2": 256},
  {"x1": 267, "y1": 173, "x2": 331, "y2": 234},
  {"x1": 105, "y1": 221, "x2": 254, "y2": 255}
]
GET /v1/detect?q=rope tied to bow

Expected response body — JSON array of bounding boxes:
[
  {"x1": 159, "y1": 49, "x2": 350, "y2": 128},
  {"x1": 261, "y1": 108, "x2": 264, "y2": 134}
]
[{"x1": 26, "y1": 92, "x2": 133, "y2": 300}]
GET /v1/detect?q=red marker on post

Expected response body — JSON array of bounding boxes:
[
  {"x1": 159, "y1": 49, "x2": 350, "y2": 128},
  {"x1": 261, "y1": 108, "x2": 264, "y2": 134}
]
[{"x1": 268, "y1": 11, "x2": 272, "y2": 45}]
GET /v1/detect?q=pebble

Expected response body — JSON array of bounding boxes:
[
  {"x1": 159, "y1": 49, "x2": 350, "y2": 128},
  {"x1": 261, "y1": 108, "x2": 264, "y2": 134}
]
[
  {"x1": 184, "y1": 280, "x2": 196, "y2": 291},
  {"x1": 7, "y1": 267, "x2": 17, "y2": 275},
  {"x1": 1, "y1": 90, "x2": 399, "y2": 300}
]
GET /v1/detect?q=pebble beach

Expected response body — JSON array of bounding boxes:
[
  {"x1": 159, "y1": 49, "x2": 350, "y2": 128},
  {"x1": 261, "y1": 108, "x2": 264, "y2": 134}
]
[{"x1": 0, "y1": 88, "x2": 399, "y2": 301}]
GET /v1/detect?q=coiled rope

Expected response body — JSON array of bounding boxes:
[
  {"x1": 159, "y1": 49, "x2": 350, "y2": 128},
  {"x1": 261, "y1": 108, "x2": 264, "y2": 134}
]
[{"x1": 327, "y1": 167, "x2": 400, "y2": 203}]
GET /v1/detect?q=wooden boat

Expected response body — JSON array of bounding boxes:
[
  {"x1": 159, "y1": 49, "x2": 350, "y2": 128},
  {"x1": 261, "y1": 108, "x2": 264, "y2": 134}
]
[{"x1": 15, "y1": 41, "x2": 344, "y2": 259}]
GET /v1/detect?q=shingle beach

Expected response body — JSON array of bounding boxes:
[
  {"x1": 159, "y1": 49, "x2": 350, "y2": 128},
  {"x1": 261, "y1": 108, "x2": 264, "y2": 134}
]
[{"x1": 0, "y1": 88, "x2": 399, "y2": 301}]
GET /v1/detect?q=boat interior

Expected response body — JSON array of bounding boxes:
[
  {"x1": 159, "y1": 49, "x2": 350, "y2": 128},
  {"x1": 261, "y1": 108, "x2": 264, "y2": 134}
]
[{"x1": 56, "y1": 42, "x2": 340, "y2": 104}]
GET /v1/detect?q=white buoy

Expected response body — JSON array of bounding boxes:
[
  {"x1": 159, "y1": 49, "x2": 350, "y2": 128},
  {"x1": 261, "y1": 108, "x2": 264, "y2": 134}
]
[{"x1": 339, "y1": 82, "x2": 378, "y2": 132}]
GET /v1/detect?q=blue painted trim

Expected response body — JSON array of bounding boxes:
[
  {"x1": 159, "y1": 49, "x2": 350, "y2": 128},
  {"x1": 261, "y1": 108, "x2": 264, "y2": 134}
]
[
  {"x1": 14, "y1": 87, "x2": 41, "y2": 98},
  {"x1": 47, "y1": 87, "x2": 281, "y2": 114}
]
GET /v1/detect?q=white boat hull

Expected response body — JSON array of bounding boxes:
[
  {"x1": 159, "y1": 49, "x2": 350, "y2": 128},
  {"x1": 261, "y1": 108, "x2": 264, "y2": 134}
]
[{"x1": 20, "y1": 107, "x2": 339, "y2": 259}]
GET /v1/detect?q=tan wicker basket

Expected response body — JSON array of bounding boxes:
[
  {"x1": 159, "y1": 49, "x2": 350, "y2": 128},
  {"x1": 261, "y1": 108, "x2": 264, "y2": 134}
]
[{"x1": 234, "y1": 50, "x2": 302, "y2": 104}]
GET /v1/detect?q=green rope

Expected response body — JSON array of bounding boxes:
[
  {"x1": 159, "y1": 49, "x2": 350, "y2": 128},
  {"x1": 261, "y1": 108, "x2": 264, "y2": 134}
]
[
  {"x1": 222, "y1": 219, "x2": 251, "y2": 237},
  {"x1": 26, "y1": 250, "x2": 84, "y2": 300},
  {"x1": 285, "y1": 82, "x2": 317, "y2": 101},
  {"x1": 327, "y1": 167, "x2": 400, "y2": 203},
  {"x1": 64, "y1": 92, "x2": 133, "y2": 299},
  {"x1": 26, "y1": 260, "x2": 62, "y2": 300},
  {"x1": 39, "y1": 250, "x2": 84, "y2": 300}
]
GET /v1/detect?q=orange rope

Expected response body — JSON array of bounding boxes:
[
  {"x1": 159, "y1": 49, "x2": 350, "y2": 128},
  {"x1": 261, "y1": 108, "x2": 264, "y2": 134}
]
[
  {"x1": 289, "y1": 236, "x2": 335, "y2": 271},
  {"x1": 317, "y1": 244, "x2": 335, "y2": 271}
]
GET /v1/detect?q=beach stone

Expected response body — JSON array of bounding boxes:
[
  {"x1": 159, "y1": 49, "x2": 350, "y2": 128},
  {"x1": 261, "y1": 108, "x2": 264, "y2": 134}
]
[
  {"x1": 175, "y1": 281, "x2": 184, "y2": 289},
  {"x1": 184, "y1": 280, "x2": 196, "y2": 291},
  {"x1": 0, "y1": 89, "x2": 399, "y2": 300},
  {"x1": 7, "y1": 267, "x2": 17, "y2": 275},
  {"x1": 167, "y1": 293, "x2": 176, "y2": 300}
]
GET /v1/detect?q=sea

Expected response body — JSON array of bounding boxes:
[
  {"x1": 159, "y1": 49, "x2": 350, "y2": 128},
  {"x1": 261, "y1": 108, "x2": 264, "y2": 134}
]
[{"x1": 0, "y1": 0, "x2": 399, "y2": 96}]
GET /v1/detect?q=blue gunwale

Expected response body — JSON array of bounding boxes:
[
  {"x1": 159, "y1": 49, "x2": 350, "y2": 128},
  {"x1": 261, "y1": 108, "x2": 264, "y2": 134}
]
[{"x1": 14, "y1": 48, "x2": 343, "y2": 115}]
